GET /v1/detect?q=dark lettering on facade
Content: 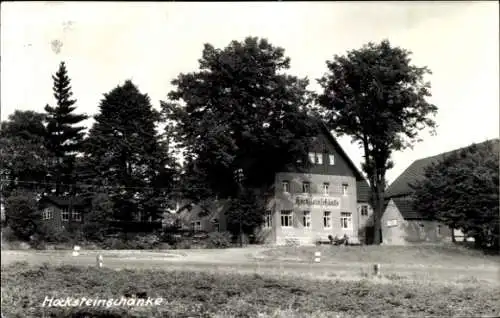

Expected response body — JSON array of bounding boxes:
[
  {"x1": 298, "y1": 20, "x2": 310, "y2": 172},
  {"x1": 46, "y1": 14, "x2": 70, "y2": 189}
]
[{"x1": 295, "y1": 197, "x2": 340, "y2": 207}]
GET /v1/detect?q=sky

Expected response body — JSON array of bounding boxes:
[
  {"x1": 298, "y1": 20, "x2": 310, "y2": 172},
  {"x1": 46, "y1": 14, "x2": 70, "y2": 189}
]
[{"x1": 1, "y1": 1, "x2": 499, "y2": 184}]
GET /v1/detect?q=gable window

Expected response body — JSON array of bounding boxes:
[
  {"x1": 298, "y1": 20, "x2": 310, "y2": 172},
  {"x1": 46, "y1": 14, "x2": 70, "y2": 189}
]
[
  {"x1": 315, "y1": 153, "x2": 323, "y2": 164},
  {"x1": 342, "y1": 184, "x2": 348, "y2": 196},
  {"x1": 340, "y1": 212, "x2": 352, "y2": 229},
  {"x1": 361, "y1": 205, "x2": 368, "y2": 216},
  {"x1": 302, "y1": 182, "x2": 310, "y2": 194},
  {"x1": 42, "y1": 208, "x2": 53, "y2": 220},
  {"x1": 303, "y1": 211, "x2": 311, "y2": 229},
  {"x1": 192, "y1": 221, "x2": 202, "y2": 232},
  {"x1": 72, "y1": 210, "x2": 82, "y2": 222},
  {"x1": 61, "y1": 208, "x2": 69, "y2": 221},
  {"x1": 329, "y1": 154, "x2": 335, "y2": 165},
  {"x1": 323, "y1": 211, "x2": 332, "y2": 229},
  {"x1": 265, "y1": 210, "x2": 272, "y2": 228},
  {"x1": 282, "y1": 181, "x2": 290, "y2": 193},
  {"x1": 280, "y1": 210, "x2": 293, "y2": 228},
  {"x1": 322, "y1": 183, "x2": 329, "y2": 195}
]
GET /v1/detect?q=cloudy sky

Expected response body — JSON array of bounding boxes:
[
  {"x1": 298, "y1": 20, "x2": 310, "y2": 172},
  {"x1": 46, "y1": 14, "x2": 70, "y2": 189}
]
[{"x1": 1, "y1": 1, "x2": 498, "y2": 184}]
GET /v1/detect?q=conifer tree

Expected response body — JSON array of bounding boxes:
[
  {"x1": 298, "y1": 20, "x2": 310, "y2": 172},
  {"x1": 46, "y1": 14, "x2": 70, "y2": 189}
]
[{"x1": 44, "y1": 61, "x2": 88, "y2": 195}]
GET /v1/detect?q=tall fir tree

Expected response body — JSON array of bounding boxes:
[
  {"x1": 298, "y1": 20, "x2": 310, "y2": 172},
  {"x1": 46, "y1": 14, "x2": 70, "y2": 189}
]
[
  {"x1": 84, "y1": 80, "x2": 177, "y2": 222},
  {"x1": 44, "y1": 61, "x2": 88, "y2": 195}
]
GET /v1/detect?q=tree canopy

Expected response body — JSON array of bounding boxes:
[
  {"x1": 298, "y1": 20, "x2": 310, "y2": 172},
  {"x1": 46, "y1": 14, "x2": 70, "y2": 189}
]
[
  {"x1": 317, "y1": 40, "x2": 438, "y2": 244},
  {"x1": 84, "y1": 80, "x2": 177, "y2": 222},
  {"x1": 411, "y1": 140, "x2": 499, "y2": 250},
  {"x1": 0, "y1": 110, "x2": 51, "y2": 197},
  {"x1": 164, "y1": 36, "x2": 319, "y2": 201}
]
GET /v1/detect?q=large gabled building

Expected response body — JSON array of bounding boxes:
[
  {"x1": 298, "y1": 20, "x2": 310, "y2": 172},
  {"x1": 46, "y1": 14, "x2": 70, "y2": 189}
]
[{"x1": 177, "y1": 123, "x2": 375, "y2": 245}]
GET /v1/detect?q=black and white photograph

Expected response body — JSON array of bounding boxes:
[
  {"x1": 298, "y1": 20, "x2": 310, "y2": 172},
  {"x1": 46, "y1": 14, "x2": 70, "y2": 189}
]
[{"x1": 1, "y1": 1, "x2": 499, "y2": 317}]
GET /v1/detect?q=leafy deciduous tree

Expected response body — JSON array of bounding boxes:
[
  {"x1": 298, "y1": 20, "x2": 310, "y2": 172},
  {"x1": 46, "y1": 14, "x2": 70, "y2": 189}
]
[
  {"x1": 163, "y1": 37, "x2": 319, "y2": 233},
  {"x1": 411, "y1": 140, "x2": 499, "y2": 250},
  {"x1": 317, "y1": 40, "x2": 438, "y2": 244}
]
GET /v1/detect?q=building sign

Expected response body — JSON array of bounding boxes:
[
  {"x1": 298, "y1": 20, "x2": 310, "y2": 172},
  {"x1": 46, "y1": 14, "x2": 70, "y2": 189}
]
[{"x1": 294, "y1": 196, "x2": 341, "y2": 209}]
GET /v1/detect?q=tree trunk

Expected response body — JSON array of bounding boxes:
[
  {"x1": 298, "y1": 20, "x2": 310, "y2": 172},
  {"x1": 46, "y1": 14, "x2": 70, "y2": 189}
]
[
  {"x1": 372, "y1": 184, "x2": 385, "y2": 245},
  {"x1": 451, "y1": 227, "x2": 456, "y2": 243}
]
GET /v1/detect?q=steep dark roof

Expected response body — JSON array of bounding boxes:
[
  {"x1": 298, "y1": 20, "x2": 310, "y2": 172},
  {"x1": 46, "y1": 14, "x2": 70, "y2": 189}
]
[
  {"x1": 319, "y1": 122, "x2": 365, "y2": 182},
  {"x1": 40, "y1": 195, "x2": 88, "y2": 207},
  {"x1": 391, "y1": 197, "x2": 426, "y2": 220},
  {"x1": 386, "y1": 139, "x2": 499, "y2": 198}
]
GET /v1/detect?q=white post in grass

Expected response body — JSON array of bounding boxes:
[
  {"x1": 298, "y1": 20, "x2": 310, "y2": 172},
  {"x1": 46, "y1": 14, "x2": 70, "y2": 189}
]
[
  {"x1": 373, "y1": 263, "x2": 381, "y2": 277},
  {"x1": 314, "y1": 251, "x2": 321, "y2": 263},
  {"x1": 72, "y1": 245, "x2": 80, "y2": 257},
  {"x1": 96, "y1": 254, "x2": 103, "y2": 268}
]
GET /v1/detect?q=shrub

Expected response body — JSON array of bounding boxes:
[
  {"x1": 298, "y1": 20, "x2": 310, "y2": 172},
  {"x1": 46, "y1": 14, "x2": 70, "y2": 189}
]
[
  {"x1": 4, "y1": 191, "x2": 41, "y2": 241},
  {"x1": 206, "y1": 231, "x2": 232, "y2": 249}
]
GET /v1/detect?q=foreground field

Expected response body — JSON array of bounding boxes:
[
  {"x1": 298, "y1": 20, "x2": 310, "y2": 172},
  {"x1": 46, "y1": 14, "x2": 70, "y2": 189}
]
[
  {"x1": 260, "y1": 244, "x2": 500, "y2": 268},
  {"x1": 1, "y1": 262, "x2": 499, "y2": 318}
]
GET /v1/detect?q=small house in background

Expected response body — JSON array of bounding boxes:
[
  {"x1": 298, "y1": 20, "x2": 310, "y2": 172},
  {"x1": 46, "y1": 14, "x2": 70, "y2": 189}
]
[
  {"x1": 382, "y1": 140, "x2": 499, "y2": 245},
  {"x1": 176, "y1": 200, "x2": 230, "y2": 233},
  {"x1": 381, "y1": 197, "x2": 451, "y2": 245},
  {"x1": 38, "y1": 195, "x2": 89, "y2": 229}
]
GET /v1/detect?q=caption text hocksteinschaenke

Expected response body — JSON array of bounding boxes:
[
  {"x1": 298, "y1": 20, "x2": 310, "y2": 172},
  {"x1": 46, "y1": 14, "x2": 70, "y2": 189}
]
[{"x1": 42, "y1": 296, "x2": 163, "y2": 308}]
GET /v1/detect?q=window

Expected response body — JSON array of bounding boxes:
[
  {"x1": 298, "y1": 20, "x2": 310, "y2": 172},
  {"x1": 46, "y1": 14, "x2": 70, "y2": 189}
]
[
  {"x1": 329, "y1": 154, "x2": 335, "y2": 165},
  {"x1": 213, "y1": 219, "x2": 220, "y2": 232},
  {"x1": 302, "y1": 182, "x2": 310, "y2": 194},
  {"x1": 340, "y1": 212, "x2": 352, "y2": 229},
  {"x1": 342, "y1": 184, "x2": 348, "y2": 196},
  {"x1": 192, "y1": 221, "x2": 202, "y2": 232},
  {"x1": 419, "y1": 223, "x2": 425, "y2": 236},
  {"x1": 323, "y1": 211, "x2": 332, "y2": 229},
  {"x1": 387, "y1": 219, "x2": 398, "y2": 227},
  {"x1": 42, "y1": 208, "x2": 53, "y2": 220},
  {"x1": 72, "y1": 210, "x2": 82, "y2": 222},
  {"x1": 303, "y1": 211, "x2": 311, "y2": 229},
  {"x1": 322, "y1": 183, "x2": 329, "y2": 195},
  {"x1": 280, "y1": 210, "x2": 293, "y2": 228},
  {"x1": 282, "y1": 181, "x2": 290, "y2": 193},
  {"x1": 308, "y1": 152, "x2": 316, "y2": 164},
  {"x1": 265, "y1": 210, "x2": 272, "y2": 228},
  {"x1": 361, "y1": 205, "x2": 368, "y2": 216},
  {"x1": 61, "y1": 208, "x2": 69, "y2": 221},
  {"x1": 315, "y1": 153, "x2": 323, "y2": 164}
]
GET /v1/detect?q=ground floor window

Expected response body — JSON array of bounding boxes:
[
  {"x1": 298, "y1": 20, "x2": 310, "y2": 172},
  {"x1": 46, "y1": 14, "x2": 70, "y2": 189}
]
[
  {"x1": 303, "y1": 211, "x2": 311, "y2": 229},
  {"x1": 72, "y1": 210, "x2": 82, "y2": 222},
  {"x1": 361, "y1": 205, "x2": 368, "y2": 216},
  {"x1": 42, "y1": 208, "x2": 53, "y2": 220},
  {"x1": 323, "y1": 211, "x2": 332, "y2": 229},
  {"x1": 340, "y1": 212, "x2": 352, "y2": 229},
  {"x1": 419, "y1": 223, "x2": 425, "y2": 237},
  {"x1": 192, "y1": 220, "x2": 202, "y2": 232},
  {"x1": 281, "y1": 210, "x2": 293, "y2": 228},
  {"x1": 61, "y1": 208, "x2": 69, "y2": 221},
  {"x1": 265, "y1": 210, "x2": 272, "y2": 228}
]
